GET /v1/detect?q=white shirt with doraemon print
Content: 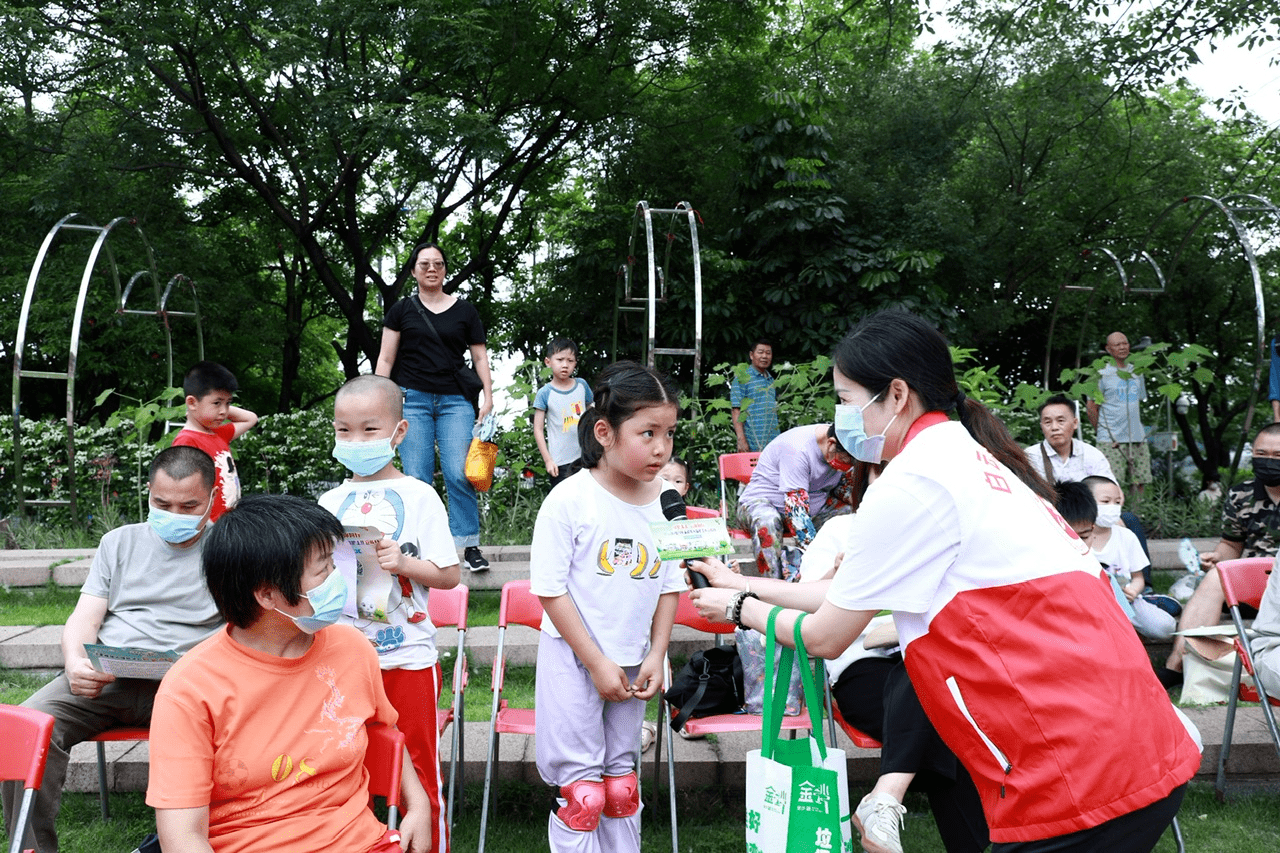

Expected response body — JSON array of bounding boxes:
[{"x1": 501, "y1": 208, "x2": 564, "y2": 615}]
[{"x1": 320, "y1": 476, "x2": 457, "y2": 669}]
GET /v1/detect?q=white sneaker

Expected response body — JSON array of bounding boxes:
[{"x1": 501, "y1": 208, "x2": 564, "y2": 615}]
[{"x1": 854, "y1": 791, "x2": 906, "y2": 853}]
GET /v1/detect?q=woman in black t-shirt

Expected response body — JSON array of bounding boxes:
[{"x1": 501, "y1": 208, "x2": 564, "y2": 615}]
[{"x1": 375, "y1": 243, "x2": 494, "y2": 572}]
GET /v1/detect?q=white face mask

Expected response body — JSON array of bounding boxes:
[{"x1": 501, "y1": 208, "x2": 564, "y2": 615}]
[{"x1": 1095, "y1": 504, "x2": 1122, "y2": 529}]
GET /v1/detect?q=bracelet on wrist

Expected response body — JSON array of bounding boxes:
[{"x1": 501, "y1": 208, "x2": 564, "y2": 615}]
[{"x1": 729, "y1": 590, "x2": 759, "y2": 628}]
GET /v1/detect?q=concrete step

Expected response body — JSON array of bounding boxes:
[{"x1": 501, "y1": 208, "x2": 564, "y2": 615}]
[
  {"x1": 0, "y1": 539, "x2": 1219, "y2": 590},
  {"x1": 0, "y1": 543, "x2": 762, "y2": 590},
  {"x1": 63, "y1": 705, "x2": 1280, "y2": 796},
  {"x1": 0, "y1": 549, "x2": 95, "y2": 587}
]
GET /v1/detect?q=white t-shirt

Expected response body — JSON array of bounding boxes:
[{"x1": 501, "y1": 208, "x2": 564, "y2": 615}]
[
  {"x1": 529, "y1": 470, "x2": 686, "y2": 666},
  {"x1": 319, "y1": 475, "x2": 458, "y2": 669},
  {"x1": 1092, "y1": 524, "x2": 1149, "y2": 584},
  {"x1": 825, "y1": 419, "x2": 1099, "y2": 649}
]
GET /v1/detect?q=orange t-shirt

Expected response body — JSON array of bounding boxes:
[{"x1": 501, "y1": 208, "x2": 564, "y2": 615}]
[{"x1": 147, "y1": 624, "x2": 396, "y2": 853}]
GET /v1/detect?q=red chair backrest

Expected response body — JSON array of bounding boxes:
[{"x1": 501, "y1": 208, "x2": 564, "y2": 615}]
[
  {"x1": 0, "y1": 705, "x2": 55, "y2": 788},
  {"x1": 718, "y1": 452, "x2": 760, "y2": 485},
  {"x1": 363, "y1": 722, "x2": 405, "y2": 807},
  {"x1": 685, "y1": 506, "x2": 720, "y2": 519},
  {"x1": 500, "y1": 580, "x2": 545, "y2": 630},
  {"x1": 673, "y1": 591, "x2": 735, "y2": 636},
  {"x1": 428, "y1": 583, "x2": 469, "y2": 631},
  {"x1": 1218, "y1": 557, "x2": 1275, "y2": 610}
]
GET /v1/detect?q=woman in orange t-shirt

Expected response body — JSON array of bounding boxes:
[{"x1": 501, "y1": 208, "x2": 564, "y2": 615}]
[{"x1": 146, "y1": 495, "x2": 431, "y2": 853}]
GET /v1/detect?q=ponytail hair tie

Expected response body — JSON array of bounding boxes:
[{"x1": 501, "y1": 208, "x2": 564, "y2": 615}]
[{"x1": 954, "y1": 390, "x2": 971, "y2": 425}]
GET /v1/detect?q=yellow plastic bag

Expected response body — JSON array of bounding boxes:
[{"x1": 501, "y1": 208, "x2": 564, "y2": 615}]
[{"x1": 465, "y1": 438, "x2": 498, "y2": 491}]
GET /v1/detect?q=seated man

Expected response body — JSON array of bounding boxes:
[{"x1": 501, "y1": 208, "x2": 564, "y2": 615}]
[
  {"x1": 146, "y1": 494, "x2": 430, "y2": 852},
  {"x1": 1028, "y1": 394, "x2": 1152, "y2": 583},
  {"x1": 1159, "y1": 422, "x2": 1280, "y2": 688},
  {"x1": 0, "y1": 446, "x2": 222, "y2": 853},
  {"x1": 1025, "y1": 394, "x2": 1116, "y2": 484}
]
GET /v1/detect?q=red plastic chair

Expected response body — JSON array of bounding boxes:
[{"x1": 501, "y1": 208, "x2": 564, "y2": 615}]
[
  {"x1": 427, "y1": 583, "x2": 469, "y2": 829},
  {"x1": 655, "y1": 592, "x2": 817, "y2": 852},
  {"x1": 1, "y1": 705, "x2": 54, "y2": 853},
  {"x1": 88, "y1": 726, "x2": 149, "y2": 819},
  {"x1": 718, "y1": 452, "x2": 760, "y2": 539},
  {"x1": 478, "y1": 580, "x2": 543, "y2": 853},
  {"x1": 684, "y1": 505, "x2": 720, "y2": 520},
  {"x1": 364, "y1": 722, "x2": 406, "y2": 831},
  {"x1": 1215, "y1": 557, "x2": 1280, "y2": 798}
]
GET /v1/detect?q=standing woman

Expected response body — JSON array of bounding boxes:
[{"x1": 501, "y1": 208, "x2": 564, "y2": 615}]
[
  {"x1": 691, "y1": 310, "x2": 1199, "y2": 852},
  {"x1": 377, "y1": 243, "x2": 494, "y2": 571}
]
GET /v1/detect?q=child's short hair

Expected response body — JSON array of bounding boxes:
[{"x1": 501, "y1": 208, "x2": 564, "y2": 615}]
[
  {"x1": 1082, "y1": 474, "x2": 1121, "y2": 494},
  {"x1": 184, "y1": 361, "x2": 238, "y2": 400},
  {"x1": 577, "y1": 361, "x2": 678, "y2": 469},
  {"x1": 336, "y1": 374, "x2": 403, "y2": 420},
  {"x1": 546, "y1": 337, "x2": 578, "y2": 359},
  {"x1": 202, "y1": 494, "x2": 343, "y2": 629},
  {"x1": 1054, "y1": 480, "x2": 1098, "y2": 526},
  {"x1": 149, "y1": 445, "x2": 216, "y2": 491}
]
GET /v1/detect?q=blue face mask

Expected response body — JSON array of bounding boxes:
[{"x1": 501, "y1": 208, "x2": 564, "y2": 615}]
[
  {"x1": 332, "y1": 437, "x2": 396, "y2": 477},
  {"x1": 148, "y1": 502, "x2": 211, "y2": 544},
  {"x1": 834, "y1": 392, "x2": 897, "y2": 465},
  {"x1": 277, "y1": 569, "x2": 348, "y2": 634}
]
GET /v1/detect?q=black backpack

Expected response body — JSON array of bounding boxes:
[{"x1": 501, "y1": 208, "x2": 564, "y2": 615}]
[{"x1": 662, "y1": 646, "x2": 745, "y2": 732}]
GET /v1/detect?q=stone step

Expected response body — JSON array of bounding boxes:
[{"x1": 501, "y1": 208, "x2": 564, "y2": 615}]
[
  {"x1": 63, "y1": 705, "x2": 1280, "y2": 795},
  {"x1": 0, "y1": 549, "x2": 96, "y2": 587},
  {"x1": 0, "y1": 539, "x2": 1220, "y2": 590}
]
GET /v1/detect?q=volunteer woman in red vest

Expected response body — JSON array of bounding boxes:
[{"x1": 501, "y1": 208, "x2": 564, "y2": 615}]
[{"x1": 690, "y1": 309, "x2": 1199, "y2": 852}]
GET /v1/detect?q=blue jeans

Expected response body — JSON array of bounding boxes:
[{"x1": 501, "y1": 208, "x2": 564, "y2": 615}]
[{"x1": 400, "y1": 389, "x2": 480, "y2": 548}]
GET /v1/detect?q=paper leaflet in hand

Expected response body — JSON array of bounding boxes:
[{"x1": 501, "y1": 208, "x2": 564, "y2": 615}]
[
  {"x1": 649, "y1": 517, "x2": 733, "y2": 561},
  {"x1": 343, "y1": 525, "x2": 395, "y2": 622}
]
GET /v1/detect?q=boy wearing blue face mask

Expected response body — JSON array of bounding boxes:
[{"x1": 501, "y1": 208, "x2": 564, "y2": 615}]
[
  {"x1": 318, "y1": 374, "x2": 460, "y2": 853},
  {"x1": 146, "y1": 494, "x2": 433, "y2": 852}
]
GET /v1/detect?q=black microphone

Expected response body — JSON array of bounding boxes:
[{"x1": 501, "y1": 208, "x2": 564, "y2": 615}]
[{"x1": 661, "y1": 488, "x2": 710, "y2": 589}]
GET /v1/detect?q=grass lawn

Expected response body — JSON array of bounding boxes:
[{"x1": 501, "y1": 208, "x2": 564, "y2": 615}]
[
  {"x1": 0, "y1": 582, "x2": 81, "y2": 625},
  {"x1": 41, "y1": 781, "x2": 1280, "y2": 853}
]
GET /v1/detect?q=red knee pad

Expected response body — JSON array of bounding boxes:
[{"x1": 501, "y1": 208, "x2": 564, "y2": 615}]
[
  {"x1": 558, "y1": 779, "x2": 606, "y2": 831},
  {"x1": 603, "y1": 772, "x2": 639, "y2": 818}
]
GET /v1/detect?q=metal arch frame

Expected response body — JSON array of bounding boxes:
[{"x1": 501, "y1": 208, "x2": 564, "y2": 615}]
[
  {"x1": 1042, "y1": 246, "x2": 1169, "y2": 388},
  {"x1": 1139, "y1": 193, "x2": 1278, "y2": 484},
  {"x1": 614, "y1": 200, "x2": 704, "y2": 397},
  {"x1": 11, "y1": 214, "x2": 204, "y2": 520}
]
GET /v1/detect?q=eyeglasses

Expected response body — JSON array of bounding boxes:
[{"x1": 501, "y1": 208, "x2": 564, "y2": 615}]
[{"x1": 416, "y1": 260, "x2": 446, "y2": 270}]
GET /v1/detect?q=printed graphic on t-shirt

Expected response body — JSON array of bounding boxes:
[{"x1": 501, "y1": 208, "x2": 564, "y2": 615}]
[
  {"x1": 597, "y1": 537, "x2": 662, "y2": 579},
  {"x1": 561, "y1": 400, "x2": 586, "y2": 433},
  {"x1": 333, "y1": 487, "x2": 428, "y2": 630}
]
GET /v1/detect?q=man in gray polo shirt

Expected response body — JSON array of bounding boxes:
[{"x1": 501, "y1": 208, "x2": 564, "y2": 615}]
[{"x1": 1, "y1": 446, "x2": 223, "y2": 852}]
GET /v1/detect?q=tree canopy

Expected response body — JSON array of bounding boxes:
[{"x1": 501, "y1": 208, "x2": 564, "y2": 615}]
[{"x1": 2, "y1": 0, "x2": 1279, "y2": 488}]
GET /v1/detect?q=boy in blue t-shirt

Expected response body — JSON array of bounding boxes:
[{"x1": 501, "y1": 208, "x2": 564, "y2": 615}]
[{"x1": 532, "y1": 337, "x2": 593, "y2": 486}]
